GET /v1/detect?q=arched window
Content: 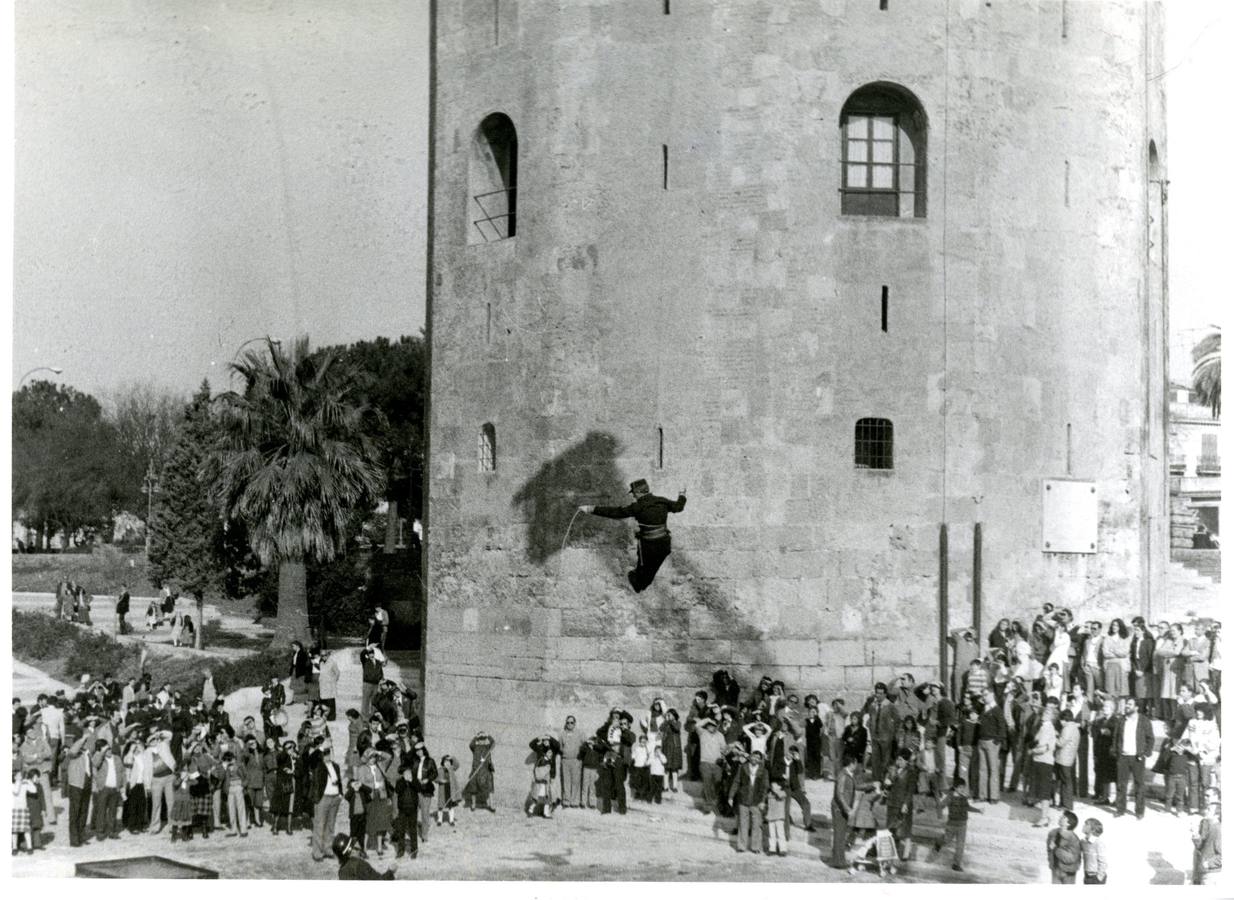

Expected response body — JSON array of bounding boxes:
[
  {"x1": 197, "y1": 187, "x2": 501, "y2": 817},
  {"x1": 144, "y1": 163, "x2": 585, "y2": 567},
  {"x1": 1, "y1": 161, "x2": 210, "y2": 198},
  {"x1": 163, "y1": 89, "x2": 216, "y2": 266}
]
[
  {"x1": 478, "y1": 423, "x2": 497, "y2": 473},
  {"x1": 469, "y1": 113, "x2": 518, "y2": 243},
  {"x1": 855, "y1": 418, "x2": 894, "y2": 469},
  {"x1": 840, "y1": 84, "x2": 927, "y2": 218},
  {"x1": 1148, "y1": 139, "x2": 1160, "y2": 181}
]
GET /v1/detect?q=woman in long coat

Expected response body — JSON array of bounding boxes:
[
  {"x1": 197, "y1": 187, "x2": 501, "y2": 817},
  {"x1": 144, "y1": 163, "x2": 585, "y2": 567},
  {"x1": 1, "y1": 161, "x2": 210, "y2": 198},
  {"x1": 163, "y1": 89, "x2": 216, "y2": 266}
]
[
  {"x1": 288, "y1": 641, "x2": 311, "y2": 705},
  {"x1": 1089, "y1": 698, "x2": 1118, "y2": 804},
  {"x1": 659, "y1": 709, "x2": 684, "y2": 793},
  {"x1": 269, "y1": 742, "x2": 296, "y2": 834},
  {"x1": 1154, "y1": 626, "x2": 1183, "y2": 721},
  {"x1": 464, "y1": 732, "x2": 496, "y2": 811},
  {"x1": 804, "y1": 705, "x2": 825, "y2": 780},
  {"x1": 1101, "y1": 619, "x2": 1132, "y2": 698}
]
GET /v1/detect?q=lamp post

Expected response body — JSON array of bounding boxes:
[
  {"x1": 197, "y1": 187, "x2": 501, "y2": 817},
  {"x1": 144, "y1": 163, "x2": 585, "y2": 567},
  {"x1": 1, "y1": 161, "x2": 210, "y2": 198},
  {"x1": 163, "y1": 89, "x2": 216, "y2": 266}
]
[
  {"x1": 142, "y1": 464, "x2": 161, "y2": 556},
  {"x1": 17, "y1": 365, "x2": 64, "y2": 388}
]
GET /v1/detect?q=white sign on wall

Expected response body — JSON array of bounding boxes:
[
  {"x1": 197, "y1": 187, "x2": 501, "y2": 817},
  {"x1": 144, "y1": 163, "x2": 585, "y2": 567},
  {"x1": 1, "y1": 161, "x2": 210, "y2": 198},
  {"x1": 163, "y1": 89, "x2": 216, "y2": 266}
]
[{"x1": 1042, "y1": 479, "x2": 1098, "y2": 554}]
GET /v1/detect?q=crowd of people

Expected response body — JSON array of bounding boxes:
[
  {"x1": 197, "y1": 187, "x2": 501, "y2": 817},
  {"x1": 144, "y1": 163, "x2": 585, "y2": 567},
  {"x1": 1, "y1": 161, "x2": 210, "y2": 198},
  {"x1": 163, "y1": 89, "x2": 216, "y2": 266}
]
[{"x1": 11, "y1": 600, "x2": 1224, "y2": 883}]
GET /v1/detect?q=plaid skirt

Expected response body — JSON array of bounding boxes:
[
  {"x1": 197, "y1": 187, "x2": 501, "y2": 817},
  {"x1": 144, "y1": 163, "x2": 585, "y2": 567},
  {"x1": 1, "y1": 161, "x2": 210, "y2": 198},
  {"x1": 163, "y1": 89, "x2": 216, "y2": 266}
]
[
  {"x1": 12, "y1": 806, "x2": 31, "y2": 833},
  {"x1": 193, "y1": 794, "x2": 213, "y2": 819}
]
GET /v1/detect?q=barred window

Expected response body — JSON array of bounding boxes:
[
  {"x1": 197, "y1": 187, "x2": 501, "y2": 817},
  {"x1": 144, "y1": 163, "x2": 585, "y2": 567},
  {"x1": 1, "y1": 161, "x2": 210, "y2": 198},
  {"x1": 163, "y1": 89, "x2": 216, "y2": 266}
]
[
  {"x1": 855, "y1": 418, "x2": 894, "y2": 470},
  {"x1": 841, "y1": 84, "x2": 927, "y2": 218},
  {"x1": 478, "y1": 423, "x2": 497, "y2": 473}
]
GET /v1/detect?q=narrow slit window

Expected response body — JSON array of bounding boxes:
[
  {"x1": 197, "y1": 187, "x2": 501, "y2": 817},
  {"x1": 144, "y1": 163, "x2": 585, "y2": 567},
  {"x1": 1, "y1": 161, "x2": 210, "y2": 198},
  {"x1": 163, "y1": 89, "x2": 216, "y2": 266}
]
[
  {"x1": 493, "y1": 0, "x2": 500, "y2": 46},
  {"x1": 662, "y1": 145, "x2": 669, "y2": 190},
  {"x1": 478, "y1": 423, "x2": 497, "y2": 473},
  {"x1": 1066, "y1": 423, "x2": 1072, "y2": 475},
  {"x1": 855, "y1": 418, "x2": 894, "y2": 470},
  {"x1": 881, "y1": 285, "x2": 889, "y2": 332},
  {"x1": 664, "y1": 0, "x2": 671, "y2": 13},
  {"x1": 486, "y1": 302, "x2": 492, "y2": 343},
  {"x1": 1064, "y1": 160, "x2": 1070, "y2": 208},
  {"x1": 656, "y1": 427, "x2": 665, "y2": 469}
]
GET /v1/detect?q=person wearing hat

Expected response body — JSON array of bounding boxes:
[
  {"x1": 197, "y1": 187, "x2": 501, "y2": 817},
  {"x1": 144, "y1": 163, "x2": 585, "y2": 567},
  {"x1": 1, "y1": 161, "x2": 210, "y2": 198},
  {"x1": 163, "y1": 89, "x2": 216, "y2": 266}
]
[
  {"x1": 729, "y1": 748, "x2": 769, "y2": 853},
  {"x1": 462, "y1": 730, "x2": 496, "y2": 812},
  {"x1": 333, "y1": 833, "x2": 396, "y2": 880},
  {"x1": 579, "y1": 479, "x2": 687, "y2": 593},
  {"x1": 696, "y1": 718, "x2": 727, "y2": 815}
]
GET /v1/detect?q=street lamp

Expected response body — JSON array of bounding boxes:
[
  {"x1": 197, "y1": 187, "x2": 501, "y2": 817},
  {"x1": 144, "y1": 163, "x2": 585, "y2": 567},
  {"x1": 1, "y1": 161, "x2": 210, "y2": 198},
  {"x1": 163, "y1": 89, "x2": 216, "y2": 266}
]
[
  {"x1": 17, "y1": 365, "x2": 64, "y2": 388},
  {"x1": 142, "y1": 464, "x2": 161, "y2": 556}
]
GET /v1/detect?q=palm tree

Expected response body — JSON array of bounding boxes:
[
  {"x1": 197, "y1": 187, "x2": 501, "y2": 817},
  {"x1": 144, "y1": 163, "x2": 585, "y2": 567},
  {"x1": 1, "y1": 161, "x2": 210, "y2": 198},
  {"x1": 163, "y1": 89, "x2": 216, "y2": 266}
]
[
  {"x1": 1191, "y1": 327, "x2": 1221, "y2": 418},
  {"x1": 208, "y1": 337, "x2": 384, "y2": 645}
]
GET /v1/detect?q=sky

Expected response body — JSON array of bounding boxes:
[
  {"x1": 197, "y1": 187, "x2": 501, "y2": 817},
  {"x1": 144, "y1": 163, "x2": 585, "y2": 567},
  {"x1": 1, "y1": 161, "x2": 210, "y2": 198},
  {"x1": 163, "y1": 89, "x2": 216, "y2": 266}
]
[{"x1": 6, "y1": 0, "x2": 1228, "y2": 397}]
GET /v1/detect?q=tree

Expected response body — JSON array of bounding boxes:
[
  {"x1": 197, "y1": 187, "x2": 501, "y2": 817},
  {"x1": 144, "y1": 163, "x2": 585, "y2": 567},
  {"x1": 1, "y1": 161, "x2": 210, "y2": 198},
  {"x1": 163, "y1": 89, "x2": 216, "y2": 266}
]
[
  {"x1": 147, "y1": 381, "x2": 228, "y2": 649},
  {"x1": 104, "y1": 381, "x2": 185, "y2": 516},
  {"x1": 12, "y1": 380, "x2": 123, "y2": 547},
  {"x1": 313, "y1": 334, "x2": 426, "y2": 546},
  {"x1": 207, "y1": 337, "x2": 384, "y2": 646},
  {"x1": 1192, "y1": 327, "x2": 1221, "y2": 418}
]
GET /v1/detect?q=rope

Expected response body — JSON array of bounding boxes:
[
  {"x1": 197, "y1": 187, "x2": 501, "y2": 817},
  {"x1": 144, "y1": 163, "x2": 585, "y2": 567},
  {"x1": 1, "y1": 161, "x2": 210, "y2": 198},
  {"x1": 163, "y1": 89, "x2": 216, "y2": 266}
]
[{"x1": 560, "y1": 507, "x2": 584, "y2": 556}]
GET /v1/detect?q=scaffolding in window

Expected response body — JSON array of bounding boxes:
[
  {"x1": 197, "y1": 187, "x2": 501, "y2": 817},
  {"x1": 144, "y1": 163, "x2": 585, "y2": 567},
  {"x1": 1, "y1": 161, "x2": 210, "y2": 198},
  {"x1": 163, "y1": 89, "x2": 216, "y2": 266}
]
[
  {"x1": 472, "y1": 187, "x2": 517, "y2": 242},
  {"x1": 478, "y1": 423, "x2": 497, "y2": 473}
]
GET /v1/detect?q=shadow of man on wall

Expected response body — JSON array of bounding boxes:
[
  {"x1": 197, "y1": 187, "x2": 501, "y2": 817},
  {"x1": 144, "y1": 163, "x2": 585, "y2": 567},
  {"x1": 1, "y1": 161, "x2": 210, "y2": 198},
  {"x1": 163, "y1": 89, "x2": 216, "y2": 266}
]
[{"x1": 512, "y1": 430, "x2": 763, "y2": 648}]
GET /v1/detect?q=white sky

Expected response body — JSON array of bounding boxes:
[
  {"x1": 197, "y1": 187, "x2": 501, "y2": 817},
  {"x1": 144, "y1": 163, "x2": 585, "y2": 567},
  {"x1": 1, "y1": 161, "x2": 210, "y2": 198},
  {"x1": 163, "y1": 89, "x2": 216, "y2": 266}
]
[{"x1": 2, "y1": 0, "x2": 1227, "y2": 395}]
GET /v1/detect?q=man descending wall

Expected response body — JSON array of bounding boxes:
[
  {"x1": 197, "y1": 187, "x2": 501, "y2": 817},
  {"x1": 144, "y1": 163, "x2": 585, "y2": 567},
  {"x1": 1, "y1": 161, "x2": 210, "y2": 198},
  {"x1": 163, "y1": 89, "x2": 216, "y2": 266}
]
[{"x1": 580, "y1": 480, "x2": 686, "y2": 593}]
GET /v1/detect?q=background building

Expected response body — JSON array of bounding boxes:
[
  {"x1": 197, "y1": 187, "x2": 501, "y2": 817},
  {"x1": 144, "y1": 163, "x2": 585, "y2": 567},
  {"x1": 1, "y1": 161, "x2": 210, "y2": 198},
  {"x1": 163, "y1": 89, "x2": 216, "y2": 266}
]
[{"x1": 424, "y1": 0, "x2": 1169, "y2": 775}]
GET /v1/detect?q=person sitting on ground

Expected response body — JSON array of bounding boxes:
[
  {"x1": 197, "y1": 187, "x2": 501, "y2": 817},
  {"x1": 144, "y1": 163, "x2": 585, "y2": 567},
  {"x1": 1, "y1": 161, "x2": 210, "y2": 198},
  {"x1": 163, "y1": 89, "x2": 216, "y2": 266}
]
[{"x1": 334, "y1": 833, "x2": 395, "y2": 880}]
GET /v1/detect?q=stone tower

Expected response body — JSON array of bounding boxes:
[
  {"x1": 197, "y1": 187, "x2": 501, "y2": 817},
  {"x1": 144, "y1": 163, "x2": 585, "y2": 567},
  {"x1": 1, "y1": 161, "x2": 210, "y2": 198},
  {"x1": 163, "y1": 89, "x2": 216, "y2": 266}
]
[{"x1": 423, "y1": 0, "x2": 1168, "y2": 778}]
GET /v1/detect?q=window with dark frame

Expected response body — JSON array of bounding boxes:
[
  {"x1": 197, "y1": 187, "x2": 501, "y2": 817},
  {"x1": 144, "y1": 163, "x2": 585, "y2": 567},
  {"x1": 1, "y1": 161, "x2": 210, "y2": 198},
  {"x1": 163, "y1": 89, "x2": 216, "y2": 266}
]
[
  {"x1": 855, "y1": 418, "x2": 894, "y2": 470},
  {"x1": 478, "y1": 423, "x2": 497, "y2": 473},
  {"x1": 841, "y1": 84, "x2": 927, "y2": 218}
]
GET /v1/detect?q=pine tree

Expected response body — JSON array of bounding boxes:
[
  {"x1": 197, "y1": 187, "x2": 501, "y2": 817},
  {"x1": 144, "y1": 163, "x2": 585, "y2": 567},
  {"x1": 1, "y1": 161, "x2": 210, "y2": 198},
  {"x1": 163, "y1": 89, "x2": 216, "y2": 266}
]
[{"x1": 148, "y1": 380, "x2": 226, "y2": 649}]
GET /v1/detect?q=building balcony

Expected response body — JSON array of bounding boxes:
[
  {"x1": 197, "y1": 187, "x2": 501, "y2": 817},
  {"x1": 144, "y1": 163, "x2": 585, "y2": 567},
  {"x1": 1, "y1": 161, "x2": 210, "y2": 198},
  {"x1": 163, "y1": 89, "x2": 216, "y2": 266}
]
[{"x1": 1197, "y1": 456, "x2": 1222, "y2": 477}]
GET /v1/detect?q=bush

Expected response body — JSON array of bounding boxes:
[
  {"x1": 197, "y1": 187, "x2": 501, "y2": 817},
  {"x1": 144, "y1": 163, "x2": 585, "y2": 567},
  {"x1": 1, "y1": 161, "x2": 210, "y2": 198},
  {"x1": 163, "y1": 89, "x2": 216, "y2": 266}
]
[{"x1": 11, "y1": 610, "x2": 285, "y2": 700}]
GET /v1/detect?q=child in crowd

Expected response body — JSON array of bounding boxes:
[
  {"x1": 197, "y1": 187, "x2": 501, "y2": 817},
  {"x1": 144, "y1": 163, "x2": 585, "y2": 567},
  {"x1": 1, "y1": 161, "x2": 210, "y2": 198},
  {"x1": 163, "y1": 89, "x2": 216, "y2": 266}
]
[
  {"x1": 1081, "y1": 817, "x2": 1107, "y2": 884},
  {"x1": 1046, "y1": 810, "x2": 1082, "y2": 884},
  {"x1": 955, "y1": 707, "x2": 979, "y2": 784},
  {"x1": 434, "y1": 754, "x2": 459, "y2": 826},
  {"x1": 580, "y1": 736, "x2": 604, "y2": 810},
  {"x1": 1043, "y1": 663, "x2": 1066, "y2": 702},
  {"x1": 12, "y1": 769, "x2": 39, "y2": 854},
  {"x1": 345, "y1": 777, "x2": 368, "y2": 853},
  {"x1": 648, "y1": 740, "x2": 667, "y2": 804},
  {"x1": 765, "y1": 780, "x2": 788, "y2": 857},
  {"x1": 631, "y1": 735, "x2": 651, "y2": 802},
  {"x1": 1164, "y1": 739, "x2": 1192, "y2": 816},
  {"x1": 169, "y1": 770, "x2": 195, "y2": 841},
  {"x1": 936, "y1": 777, "x2": 976, "y2": 873}
]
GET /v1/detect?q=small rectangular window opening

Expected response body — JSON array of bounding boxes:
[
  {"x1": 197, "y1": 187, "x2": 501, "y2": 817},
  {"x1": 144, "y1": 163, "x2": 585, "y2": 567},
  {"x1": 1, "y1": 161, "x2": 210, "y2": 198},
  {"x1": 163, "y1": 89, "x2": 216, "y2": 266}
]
[
  {"x1": 1064, "y1": 160, "x2": 1070, "y2": 208},
  {"x1": 664, "y1": 0, "x2": 671, "y2": 14},
  {"x1": 662, "y1": 145, "x2": 669, "y2": 190},
  {"x1": 1066, "y1": 423, "x2": 1072, "y2": 476},
  {"x1": 879, "y1": 0, "x2": 888, "y2": 9},
  {"x1": 486, "y1": 302, "x2": 492, "y2": 343},
  {"x1": 493, "y1": 0, "x2": 500, "y2": 46},
  {"x1": 1062, "y1": 0, "x2": 1068, "y2": 39},
  {"x1": 880, "y1": 285, "x2": 889, "y2": 333},
  {"x1": 656, "y1": 427, "x2": 665, "y2": 469},
  {"x1": 855, "y1": 418, "x2": 894, "y2": 470}
]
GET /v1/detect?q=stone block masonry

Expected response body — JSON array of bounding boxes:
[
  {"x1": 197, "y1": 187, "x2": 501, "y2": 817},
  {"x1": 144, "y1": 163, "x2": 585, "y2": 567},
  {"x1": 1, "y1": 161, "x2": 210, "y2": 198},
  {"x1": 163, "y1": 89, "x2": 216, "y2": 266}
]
[{"x1": 425, "y1": 0, "x2": 1168, "y2": 780}]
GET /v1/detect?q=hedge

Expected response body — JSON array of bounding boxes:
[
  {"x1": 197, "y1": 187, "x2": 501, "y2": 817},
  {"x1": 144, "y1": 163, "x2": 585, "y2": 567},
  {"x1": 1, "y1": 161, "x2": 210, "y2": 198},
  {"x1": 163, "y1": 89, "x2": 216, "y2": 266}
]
[{"x1": 12, "y1": 611, "x2": 286, "y2": 700}]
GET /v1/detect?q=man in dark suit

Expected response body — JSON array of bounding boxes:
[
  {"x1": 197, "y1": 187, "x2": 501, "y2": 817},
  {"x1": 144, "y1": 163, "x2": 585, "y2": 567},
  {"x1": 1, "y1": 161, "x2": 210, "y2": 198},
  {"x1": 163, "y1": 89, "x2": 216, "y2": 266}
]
[
  {"x1": 580, "y1": 479, "x2": 686, "y2": 592},
  {"x1": 1111, "y1": 697, "x2": 1154, "y2": 819},
  {"x1": 310, "y1": 743, "x2": 345, "y2": 862},
  {"x1": 830, "y1": 756, "x2": 859, "y2": 868},
  {"x1": 863, "y1": 682, "x2": 901, "y2": 781},
  {"x1": 728, "y1": 750, "x2": 769, "y2": 853},
  {"x1": 784, "y1": 745, "x2": 815, "y2": 833}
]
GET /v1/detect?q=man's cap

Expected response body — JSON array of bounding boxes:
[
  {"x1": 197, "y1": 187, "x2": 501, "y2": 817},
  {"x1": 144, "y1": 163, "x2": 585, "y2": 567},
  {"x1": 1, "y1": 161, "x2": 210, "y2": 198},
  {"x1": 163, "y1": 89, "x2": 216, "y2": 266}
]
[
  {"x1": 698, "y1": 718, "x2": 716, "y2": 729},
  {"x1": 629, "y1": 479, "x2": 649, "y2": 494}
]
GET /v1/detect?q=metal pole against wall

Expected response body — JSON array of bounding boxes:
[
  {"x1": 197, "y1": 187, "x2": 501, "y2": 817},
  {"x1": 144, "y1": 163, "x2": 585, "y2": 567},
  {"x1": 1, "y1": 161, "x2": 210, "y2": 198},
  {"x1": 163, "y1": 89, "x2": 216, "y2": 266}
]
[
  {"x1": 939, "y1": 523, "x2": 949, "y2": 685},
  {"x1": 973, "y1": 522, "x2": 983, "y2": 650}
]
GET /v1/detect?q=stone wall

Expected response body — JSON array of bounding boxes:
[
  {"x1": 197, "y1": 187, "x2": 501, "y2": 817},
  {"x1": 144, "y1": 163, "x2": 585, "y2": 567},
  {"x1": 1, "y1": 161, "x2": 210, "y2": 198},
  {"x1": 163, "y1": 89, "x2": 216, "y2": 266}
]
[{"x1": 424, "y1": 0, "x2": 1168, "y2": 776}]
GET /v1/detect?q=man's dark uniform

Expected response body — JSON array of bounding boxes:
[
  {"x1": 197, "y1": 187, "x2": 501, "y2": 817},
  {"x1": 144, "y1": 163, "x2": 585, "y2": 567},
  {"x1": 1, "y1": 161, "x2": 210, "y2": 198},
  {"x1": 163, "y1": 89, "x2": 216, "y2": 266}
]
[{"x1": 590, "y1": 479, "x2": 686, "y2": 593}]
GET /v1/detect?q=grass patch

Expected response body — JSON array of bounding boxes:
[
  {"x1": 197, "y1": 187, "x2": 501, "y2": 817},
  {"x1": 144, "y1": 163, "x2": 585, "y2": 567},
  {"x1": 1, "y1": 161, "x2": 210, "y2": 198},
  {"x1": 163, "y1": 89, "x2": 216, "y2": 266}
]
[
  {"x1": 12, "y1": 611, "x2": 285, "y2": 700},
  {"x1": 12, "y1": 546, "x2": 157, "y2": 595}
]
